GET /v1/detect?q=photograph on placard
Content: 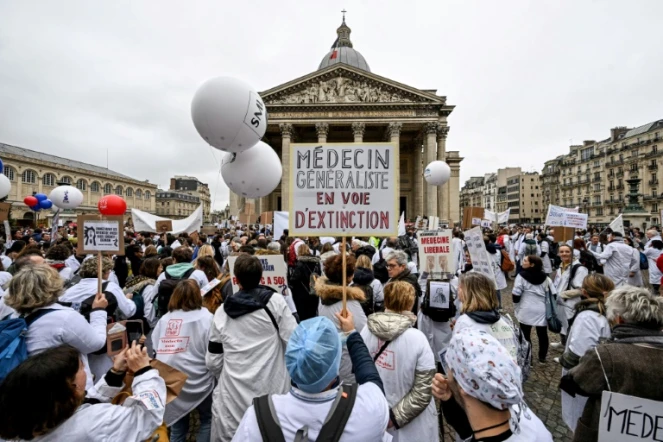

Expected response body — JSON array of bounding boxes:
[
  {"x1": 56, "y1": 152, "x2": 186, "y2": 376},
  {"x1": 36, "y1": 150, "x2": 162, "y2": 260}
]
[{"x1": 429, "y1": 281, "x2": 450, "y2": 309}]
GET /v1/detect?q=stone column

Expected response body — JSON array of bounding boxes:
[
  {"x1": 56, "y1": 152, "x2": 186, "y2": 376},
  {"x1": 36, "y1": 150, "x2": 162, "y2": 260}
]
[
  {"x1": 424, "y1": 122, "x2": 439, "y2": 217},
  {"x1": 316, "y1": 123, "x2": 329, "y2": 144},
  {"x1": 446, "y1": 152, "x2": 463, "y2": 226},
  {"x1": 280, "y1": 123, "x2": 293, "y2": 211},
  {"x1": 388, "y1": 122, "x2": 401, "y2": 145},
  {"x1": 437, "y1": 125, "x2": 450, "y2": 221},
  {"x1": 352, "y1": 122, "x2": 366, "y2": 143},
  {"x1": 229, "y1": 192, "x2": 239, "y2": 217},
  {"x1": 414, "y1": 134, "x2": 424, "y2": 217}
]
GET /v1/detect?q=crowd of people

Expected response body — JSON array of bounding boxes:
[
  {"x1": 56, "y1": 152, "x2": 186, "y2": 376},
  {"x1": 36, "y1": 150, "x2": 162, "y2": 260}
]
[{"x1": 0, "y1": 221, "x2": 660, "y2": 441}]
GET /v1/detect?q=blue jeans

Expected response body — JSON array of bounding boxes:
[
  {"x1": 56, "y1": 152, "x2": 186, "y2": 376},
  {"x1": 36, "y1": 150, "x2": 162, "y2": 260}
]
[{"x1": 170, "y1": 392, "x2": 213, "y2": 442}]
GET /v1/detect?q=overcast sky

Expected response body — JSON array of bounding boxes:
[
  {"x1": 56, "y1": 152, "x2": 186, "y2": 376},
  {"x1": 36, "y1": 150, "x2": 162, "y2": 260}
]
[{"x1": 1, "y1": 0, "x2": 662, "y2": 210}]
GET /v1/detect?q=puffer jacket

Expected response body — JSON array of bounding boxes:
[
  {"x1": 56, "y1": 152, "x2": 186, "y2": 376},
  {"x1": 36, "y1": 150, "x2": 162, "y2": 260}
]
[{"x1": 367, "y1": 312, "x2": 435, "y2": 429}]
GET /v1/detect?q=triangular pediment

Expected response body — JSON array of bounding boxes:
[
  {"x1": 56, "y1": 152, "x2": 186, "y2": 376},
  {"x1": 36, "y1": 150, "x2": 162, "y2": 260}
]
[{"x1": 261, "y1": 64, "x2": 446, "y2": 106}]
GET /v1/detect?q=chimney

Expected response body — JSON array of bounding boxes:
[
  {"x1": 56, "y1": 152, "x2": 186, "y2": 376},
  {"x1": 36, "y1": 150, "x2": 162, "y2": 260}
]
[
  {"x1": 610, "y1": 127, "x2": 629, "y2": 142},
  {"x1": 170, "y1": 178, "x2": 176, "y2": 190},
  {"x1": 583, "y1": 140, "x2": 595, "y2": 146}
]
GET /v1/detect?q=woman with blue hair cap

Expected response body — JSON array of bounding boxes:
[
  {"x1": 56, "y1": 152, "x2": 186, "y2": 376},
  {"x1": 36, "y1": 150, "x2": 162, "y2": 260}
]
[
  {"x1": 433, "y1": 328, "x2": 553, "y2": 441},
  {"x1": 232, "y1": 312, "x2": 391, "y2": 441}
]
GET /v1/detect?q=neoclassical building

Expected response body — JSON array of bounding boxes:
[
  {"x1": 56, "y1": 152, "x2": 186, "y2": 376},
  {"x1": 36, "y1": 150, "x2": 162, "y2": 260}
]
[
  {"x1": 0, "y1": 143, "x2": 157, "y2": 224},
  {"x1": 229, "y1": 18, "x2": 462, "y2": 224}
]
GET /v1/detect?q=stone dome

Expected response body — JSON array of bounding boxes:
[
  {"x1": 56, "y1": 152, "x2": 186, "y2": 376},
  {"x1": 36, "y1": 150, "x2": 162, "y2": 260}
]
[{"x1": 317, "y1": 18, "x2": 371, "y2": 72}]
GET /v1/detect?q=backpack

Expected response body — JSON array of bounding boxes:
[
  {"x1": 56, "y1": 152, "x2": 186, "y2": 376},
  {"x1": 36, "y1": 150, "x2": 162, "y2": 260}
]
[
  {"x1": 354, "y1": 283, "x2": 375, "y2": 316},
  {"x1": 640, "y1": 251, "x2": 649, "y2": 270},
  {"x1": 0, "y1": 309, "x2": 55, "y2": 383},
  {"x1": 500, "y1": 313, "x2": 532, "y2": 383},
  {"x1": 500, "y1": 249, "x2": 514, "y2": 272},
  {"x1": 373, "y1": 249, "x2": 389, "y2": 284},
  {"x1": 288, "y1": 240, "x2": 303, "y2": 268},
  {"x1": 63, "y1": 268, "x2": 82, "y2": 290},
  {"x1": 524, "y1": 241, "x2": 538, "y2": 258},
  {"x1": 155, "y1": 268, "x2": 195, "y2": 318},
  {"x1": 421, "y1": 279, "x2": 456, "y2": 322},
  {"x1": 254, "y1": 383, "x2": 358, "y2": 442},
  {"x1": 546, "y1": 239, "x2": 561, "y2": 269},
  {"x1": 566, "y1": 263, "x2": 583, "y2": 290}
]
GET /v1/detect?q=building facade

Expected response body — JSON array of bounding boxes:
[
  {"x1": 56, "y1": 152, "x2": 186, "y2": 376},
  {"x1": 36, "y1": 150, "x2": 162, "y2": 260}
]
[
  {"x1": 168, "y1": 176, "x2": 210, "y2": 222},
  {"x1": 0, "y1": 143, "x2": 157, "y2": 224},
  {"x1": 155, "y1": 190, "x2": 200, "y2": 219},
  {"x1": 459, "y1": 176, "x2": 485, "y2": 210},
  {"x1": 228, "y1": 18, "x2": 463, "y2": 224}
]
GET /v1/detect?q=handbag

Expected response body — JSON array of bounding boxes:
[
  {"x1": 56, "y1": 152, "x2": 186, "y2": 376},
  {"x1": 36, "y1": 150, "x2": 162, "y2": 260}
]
[{"x1": 544, "y1": 279, "x2": 562, "y2": 333}]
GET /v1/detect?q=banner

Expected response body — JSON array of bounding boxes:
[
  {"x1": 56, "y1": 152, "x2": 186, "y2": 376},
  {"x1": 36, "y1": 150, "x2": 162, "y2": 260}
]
[
  {"x1": 545, "y1": 204, "x2": 579, "y2": 227},
  {"x1": 483, "y1": 210, "x2": 497, "y2": 223},
  {"x1": 428, "y1": 216, "x2": 440, "y2": 231},
  {"x1": 290, "y1": 143, "x2": 398, "y2": 236},
  {"x1": 562, "y1": 212, "x2": 588, "y2": 229},
  {"x1": 227, "y1": 255, "x2": 288, "y2": 294},
  {"x1": 417, "y1": 230, "x2": 452, "y2": 279},
  {"x1": 464, "y1": 227, "x2": 497, "y2": 287},
  {"x1": 51, "y1": 210, "x2": 60, "y2": 244},
  {"x1": 131, "y1": 205, "x2": 203, "y2": 234},
  {"x1": 480, "y1": 219, "x2": 492, "y2": 228},
  {"x1": 274, "y1": 211, "x2": 289, "y2": 239},
  {"x1": 598, "y1": 391, "x2": 663, "y2": 441},
  {"x1": 498, "y1": 209, "x2": 511, "y2": 224},
  {"x1": 398, "y1": 212, "x2": 406, "y2": 236},
  {"x1": 609, "y1": 214, "x2": 625, "y2": 235}
]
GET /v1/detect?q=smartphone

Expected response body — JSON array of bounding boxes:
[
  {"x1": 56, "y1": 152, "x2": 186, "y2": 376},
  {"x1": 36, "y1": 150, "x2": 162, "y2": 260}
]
[
  {"x1": 125, "y1": 320, "x2": 144, "y2": 344},
  {"x1": 438, "y1": 349, "x2": 448, "y2": 375}
]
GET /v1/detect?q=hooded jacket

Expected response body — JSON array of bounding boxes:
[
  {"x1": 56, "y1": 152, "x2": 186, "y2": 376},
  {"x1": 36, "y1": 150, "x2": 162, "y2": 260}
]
[{"x1": 223, "y1": 286, "x2": 276, "y2": 319}]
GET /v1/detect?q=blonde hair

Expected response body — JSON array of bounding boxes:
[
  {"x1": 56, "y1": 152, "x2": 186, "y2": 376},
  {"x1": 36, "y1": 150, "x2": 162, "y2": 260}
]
[
  {"x1": 355, "y1": 255, "x2": 373, "y2": 271},
  {"x1": 79, "y1": 257, "x2": 113, "y2": 278},
  {"x1": 196, "y1": 244, "x2": 215, "y2": 260},
  {"x1": 581, "y1": 273, "x2": 614, "y2": 315},
  {"x1": 297, "y1": 243, "x2": 311, "y2": 256},
  {"x1": 460, "y1": 272, "x2": 498, "y2": 313},
  {"x1": 5, "y1": 266, "x2": 64, "y2": 314},
  {"x1": 384, "y1": 281, "x2": 415, "y2": 313}
]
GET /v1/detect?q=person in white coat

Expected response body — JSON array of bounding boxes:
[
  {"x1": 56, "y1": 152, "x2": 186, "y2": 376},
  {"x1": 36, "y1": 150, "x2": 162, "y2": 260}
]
[
  {"x1": 206, "y1": 255, "x2": 297, "y2": 442},
  {"x1": 152, "y1": 279, "x2": 215, "y2": 442},
  {"x1": 517, "y1": 233, "x2": 541, "y2": 268},
  {"x1": 154, "y1": 246, "x2": 209, "y2": 291},
  {"x1": 233, "y1": 312, "x2": 390, "y2": 441},
  {"x1": 589, "y1": 231, "x2": 637, "y2": 287},
  {"x1": 0, "y1": 342, "x2": 166, "y2": 442},
  {"x1": 3, "y1": 265, "x2": 109, "y2": 400},
  {"x1": 551, "y1": 245, "x2": 589, "y2": 349},
  {"x1": 361, "y1": 281, "x2": 438, "y2": 441},
  {"x1": 623, "y1": 236, "x2": 644, "y2": 287},
  {"x1": 44, "y1": 244, "x2": 74, "y2": 282},
  {"x1": 644, "y1": 239, "x2": 663, "y2": 292},
  {"x1": 486, "y1": 235, "x2": 508, "y2": 308},
  {"x1": 537, "y1": 233, "x2": 553, "y2": 275},
  {"x1": 559, "y1": 274, "x2": 613, "y2": 433}
]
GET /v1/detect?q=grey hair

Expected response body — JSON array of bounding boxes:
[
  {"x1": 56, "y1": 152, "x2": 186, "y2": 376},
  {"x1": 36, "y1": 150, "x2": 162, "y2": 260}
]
[
  {"x1": 386, "y1": 250, "x2": 408, "y2": 266},
  {"x1": 5, "y1": 265, "x2": 63, "y2": 314},
  {"x1": 267, "y1": 242, "x2": 281, "y2": 252},
  {"x1": 606, "y1": 285, "x2": 663, "y2": 327}
]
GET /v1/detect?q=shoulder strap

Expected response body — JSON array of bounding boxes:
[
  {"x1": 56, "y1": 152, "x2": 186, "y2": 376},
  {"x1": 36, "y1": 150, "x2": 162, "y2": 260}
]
[
  {"x1": 183, "y1": 267, "x2": 196, "y2": 279},
  {"x1": 248, "y1": 289, "x2": 279, "y2": 332},
  {"x1": 25, "y1": 308, "x2": 56, "y2": 326},
  {"x1": 253, "y1": 395, "x2": 286, "y2": 442},
  {"x1": 316, "y1": 383, "x2": 359, "y2": 442},
  {"x1": 373, "y1": 340, "x2": 391, "y2": 362},
  {"x1": 567, "y1": 264, "x2": 580, "y2": 290},
  {"x1": 101, "y1": 281, "x2": 110, "y2": 293}
]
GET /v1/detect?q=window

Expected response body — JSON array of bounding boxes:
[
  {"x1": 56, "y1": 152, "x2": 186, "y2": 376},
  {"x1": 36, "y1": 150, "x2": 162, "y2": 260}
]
[
  {"x1": 104, "y1": 183, "x2": 112, "y2": 194},
  {"x1": 76, "y1": 179, "x2": 87, "y2": 191},
  {"x1": 91, "y1": 182, "x2": 100, "y2": 192},
  {"x1": 3, "y1": 166, "x2": 15, "y2": 181},
  {"x1": 126, "y1": 188, "x2": 133, "y2": 197},
  {"x1": 60, "y1": 176, "x2": 72, "y2": 184},
  {"x1": 42, "y1": 173, "x2": 55, "y2": 186},
  {"x1": 21, "y1": 170, "x2": 36, "y2": 184},
  {"x1": 145, "y1": 191, "x2": 151, "y2": 200},
  {"x1": 136, "y1": 189, "x2": 142, "y2": 198},
  {"x1": 115, "y1": 186, "x2": 123, "y2": 195}
]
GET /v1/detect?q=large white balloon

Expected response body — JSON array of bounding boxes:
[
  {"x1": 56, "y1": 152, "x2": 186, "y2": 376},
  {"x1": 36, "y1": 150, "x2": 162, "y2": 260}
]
[
  {"x1": 424, "y1": 161, "x2": 452, "y2": 186},
  {"x1": 221, "y1": 141, "x2": 282, "y2": 198},
  {"x1": 0, "y1": 174, "x2": 11, "y2": 199},
  {"x1": 49, "y1": 186, "x2": 84, "y2": 209},
  {"x1": 191, "y1": 77, "x2": 267, "y2": 154}
]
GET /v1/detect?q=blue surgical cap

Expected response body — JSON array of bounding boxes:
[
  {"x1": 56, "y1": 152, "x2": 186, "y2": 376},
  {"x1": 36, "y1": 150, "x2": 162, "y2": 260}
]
[{"x1": 285, "y1": 316, "x2": 342, "y2": 393}]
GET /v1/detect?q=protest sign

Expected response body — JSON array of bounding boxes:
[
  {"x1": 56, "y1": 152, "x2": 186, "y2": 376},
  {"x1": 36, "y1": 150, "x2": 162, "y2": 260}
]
[
  {"x1": 201, "y1": 226, "x2": 217, "y2": 236},
  {"x1": 77, "y1": 215, "x2": 124, "y2": 255},
  {"x1": 464, "y1": 227, "x2": 497, "y2": 287},
  {"x1": 598, "y1": 391, "x2": 663, "y2": 441},
  {"x1": 155, "y1": 220, "x2": 173, "y2": 234},
  {"x1": 418, "y1": 230, "x2": 452, "y2": 279},
  {"x1": 428, "y1": 216, "x2": 440, "y2": 231},
  {"x1": 274, "y1": 211, "x2": 289, "y2": 240},
  {"x1": 429, "y1": 281, "x2": 451, "y2": 309},
  {"x1": 50, "y1": 210, "x2": 59, "y2": 244},
  {"x1": 483, "y1": 210, "x2": 497, "y2": 223},
  {"x1": 462, "y1": 207, "x2": 484, "y2": 230},
  {"x1": 415, "y1": 216, "x2": 426, "y2": 230},
  {"x1": 562, "y1": 212, "x2": 588, "y2": 229},
  {"x1": 289, "y1": 143, "x2": 398, "y2": 236},
  {"x1": 498, "y1": 209, "x2": 511, "y2": 224},
  {"x1": 545, "y1": 204, "x2": 579, "y2": 226},
  {"x1": 0, "y1": 202, "x2": 10, "y2": 222},
  {"x1": 481, "y1": 219, "x2": 492, "y2": 228},
  {"x1": 227, "y1": 254, "x2": 288, "y2": 294}
]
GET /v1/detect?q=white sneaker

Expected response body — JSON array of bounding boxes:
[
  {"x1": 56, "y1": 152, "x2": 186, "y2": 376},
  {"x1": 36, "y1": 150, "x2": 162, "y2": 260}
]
[
  {"x1": 550, "y1": 342, "x2": 563, "y2": 349},
  {"x1": 553, "y1": 357, "x2": 560, "y2": 364}
]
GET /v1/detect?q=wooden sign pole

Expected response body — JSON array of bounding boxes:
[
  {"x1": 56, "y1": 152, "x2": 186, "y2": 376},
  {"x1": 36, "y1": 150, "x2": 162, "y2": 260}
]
[
  {"x1": 97, "y1": 214, "x2": 103, "y2": 295},
  {"x1": 341, "y1": 236, "x2": 347, "y2": 316}
]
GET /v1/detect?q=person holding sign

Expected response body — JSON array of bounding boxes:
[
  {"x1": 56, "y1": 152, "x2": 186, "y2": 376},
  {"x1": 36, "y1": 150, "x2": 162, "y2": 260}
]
[{"x1": 560, "y1": 285, "x2": 663, "y2": 442}]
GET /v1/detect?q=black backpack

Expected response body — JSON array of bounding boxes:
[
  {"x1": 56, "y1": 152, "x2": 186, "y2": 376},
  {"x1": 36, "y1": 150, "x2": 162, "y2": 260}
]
[
  {"x1": 254, "y1": 383, "x2": 358, "y2": 442},
  {"x1": 373, "y1": 249, "x2": 389, "y2": 284},
  {"x1": 156, "y1": 268, "x2": 195, "y2": 318},
  {"x1": 421, "y1": 279, "x2": 456, "y2": 322},
  {"x1": 354, "y1": 283, "x2": 375, "y2": 316}
]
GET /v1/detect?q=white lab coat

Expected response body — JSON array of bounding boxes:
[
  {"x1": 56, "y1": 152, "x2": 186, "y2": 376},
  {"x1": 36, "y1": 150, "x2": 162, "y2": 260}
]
[
  {"x1": 152, "y1": 308, "x2": 215, "y2": 426},
  {"x1": 627, "y1": 247, "x2": 643, "y2": 287},
  {"x1": 58, "y1": 266, "x2": 73, "y2": 282},
  {"x1": 488, "y1": 250, "x2": 508, "y2": 290},
  {"x1": 553, "y1": 263, "x2": 589, "y2": 335},
  {"x1": 561, "y1": 310, "x2": 611, "y2": 432},
  {"x1": 417, "y1": 277, "x2": 460, "y2": 363},
  {"x1": 232, "y1": 382, "x2": 389, "y2": 442},
  {"x1": 590, "y1": 241, "x2": 637, "y2": 287},
  {"x1": 31, "y1": 369, "x2": 167, "y2": 442},
  {"x1": 65, "y1": 254, "x2": 81, "y2": 273},
  {"x1": 206, "y1": 294, "x2": 297, "y2": 442},
  {"x1": 24, "y1": 304, "x2": 107, "y2": 399},
  {"x1": 61, "y1": 278, "x2": 137, "y2": 318},
  {"x1": 451, "y1": 237, "x2": 465, "y2": 274},
  {"x1": 373, "y1": 246, "x2": 394, "y2": 265},
  {"x1": 0, "y1": 271, "x2": 12, "y2": 288},
  {"x1": 458, "y1": 404, "x2": 553, "y2": 442},
  {"x1": 0, "y1": 255, "x2": 11, "y2": 270},
  {"x1": 644, "y1": 246, "x2": 663, "y2": 285},
  {"x1": 539, "y1": 241, "x2": 552, "y2": 274},
  {"x1": 517, "y1": 242, "x2": 541, "y2": 265},
  {"x1": 155, "y1": 268, "x2": 209, "y2": 289},
  {"x1": 512, "y1": 276, "x2": 556, "y2": 328},
  {"x1": 360, "y1": 326, "x2": 438, "y2": 442}
]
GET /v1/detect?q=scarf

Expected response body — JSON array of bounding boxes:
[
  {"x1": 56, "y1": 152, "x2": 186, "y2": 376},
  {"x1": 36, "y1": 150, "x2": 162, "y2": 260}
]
[
  {"x1": 519, "y1": 267, "x2": 547, "y2": 285},
  {"x1": 46, "y1": 259, "x2": 66, "y2": 271}
]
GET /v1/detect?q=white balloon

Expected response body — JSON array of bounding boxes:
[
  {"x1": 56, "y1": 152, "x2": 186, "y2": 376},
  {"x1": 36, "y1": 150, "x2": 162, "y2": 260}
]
[
  {"x1": 0, "y1": 174, "x2": 11, "y2": 199},
  {"x1": 49, "y1": 186, "x2": 84, "y2": 209},
  {"x1": 424, "y1": 161, "x2": 452, "y2": 186},
  {"x1": 191, "y1": 77, "x2": 267, "y2": 154},
  {"x1": 221, "y1": 141, "x2": 282, "y2": 198}
]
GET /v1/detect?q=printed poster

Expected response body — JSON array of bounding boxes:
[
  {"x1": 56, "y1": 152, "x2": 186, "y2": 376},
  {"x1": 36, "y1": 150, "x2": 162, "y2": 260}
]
[
  {"x1": 429, "y1": 281, "x2": 450, "y2": 309},
  {"x1": 417, "y1": 230, "x2": 452, "y2": 279},
  {"x1": 464, "y1": 227, "x2": 498, "y2": 287},
  {"x1": 228, "y1": 255, "x2": 288, "y2": 294}
]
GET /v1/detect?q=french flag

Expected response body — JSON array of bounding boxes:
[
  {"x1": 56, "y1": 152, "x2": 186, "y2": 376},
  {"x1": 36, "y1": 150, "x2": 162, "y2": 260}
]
[{"x1": 329, "y1": 37, "x2": 339, "y2": 60}]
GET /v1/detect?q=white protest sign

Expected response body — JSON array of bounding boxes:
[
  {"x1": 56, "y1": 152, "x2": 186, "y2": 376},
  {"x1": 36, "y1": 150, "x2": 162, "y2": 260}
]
[
  {"x1": 418, "y1": 230, "x2": 452, "y2": 279},
  {"x1": 471, "y1": 217, "x2": 482, "y2": 226},
  {"x1": 274, "y1": 211, "x2": 289, "y2": 239},
  {"x1": 464, "y1": 227, "x2": 498, "y2": 287},
  {"x1": 562, "y1": 212, "x2": 588, "y2": 229},
  {"x1": 481, "y1": 219, "x2": 492, "y2": 228},
  {"x1": 290, "y1": 143, "x2": 399, "y2": 236},
  {"x1": 484, "y1": 209, "x2": 497, "y2": 223},
  {"x1": 428, "y1": 216, "x2": 439, "y2": 231},
  {"x1": 429, "y1": 281, "x2": 451, "y2": 309},
  {"x1": 599, "y1": 391, "x2": 663, "y2": 441},
  {"x1": 227, "y1": 255, "x2": 288, "y2": 294},
  {"x1": 609, "y1": 214, "x2": 625, "y2": 235},
  {"x1": 498, "y1": 209, "x2": 511, "y2": 224},
  {"x1": 78, "y1": 217, "x2": 123, "y2": 254},
  {"x1": 545, "y1": 204, "x2": 579, "y2": 226}
]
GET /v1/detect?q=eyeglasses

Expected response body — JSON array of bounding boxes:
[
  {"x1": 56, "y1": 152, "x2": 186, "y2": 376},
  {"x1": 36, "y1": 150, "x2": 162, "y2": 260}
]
[{"x1": 386, "y1": 264, "x2": 400, "y2": 269}]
